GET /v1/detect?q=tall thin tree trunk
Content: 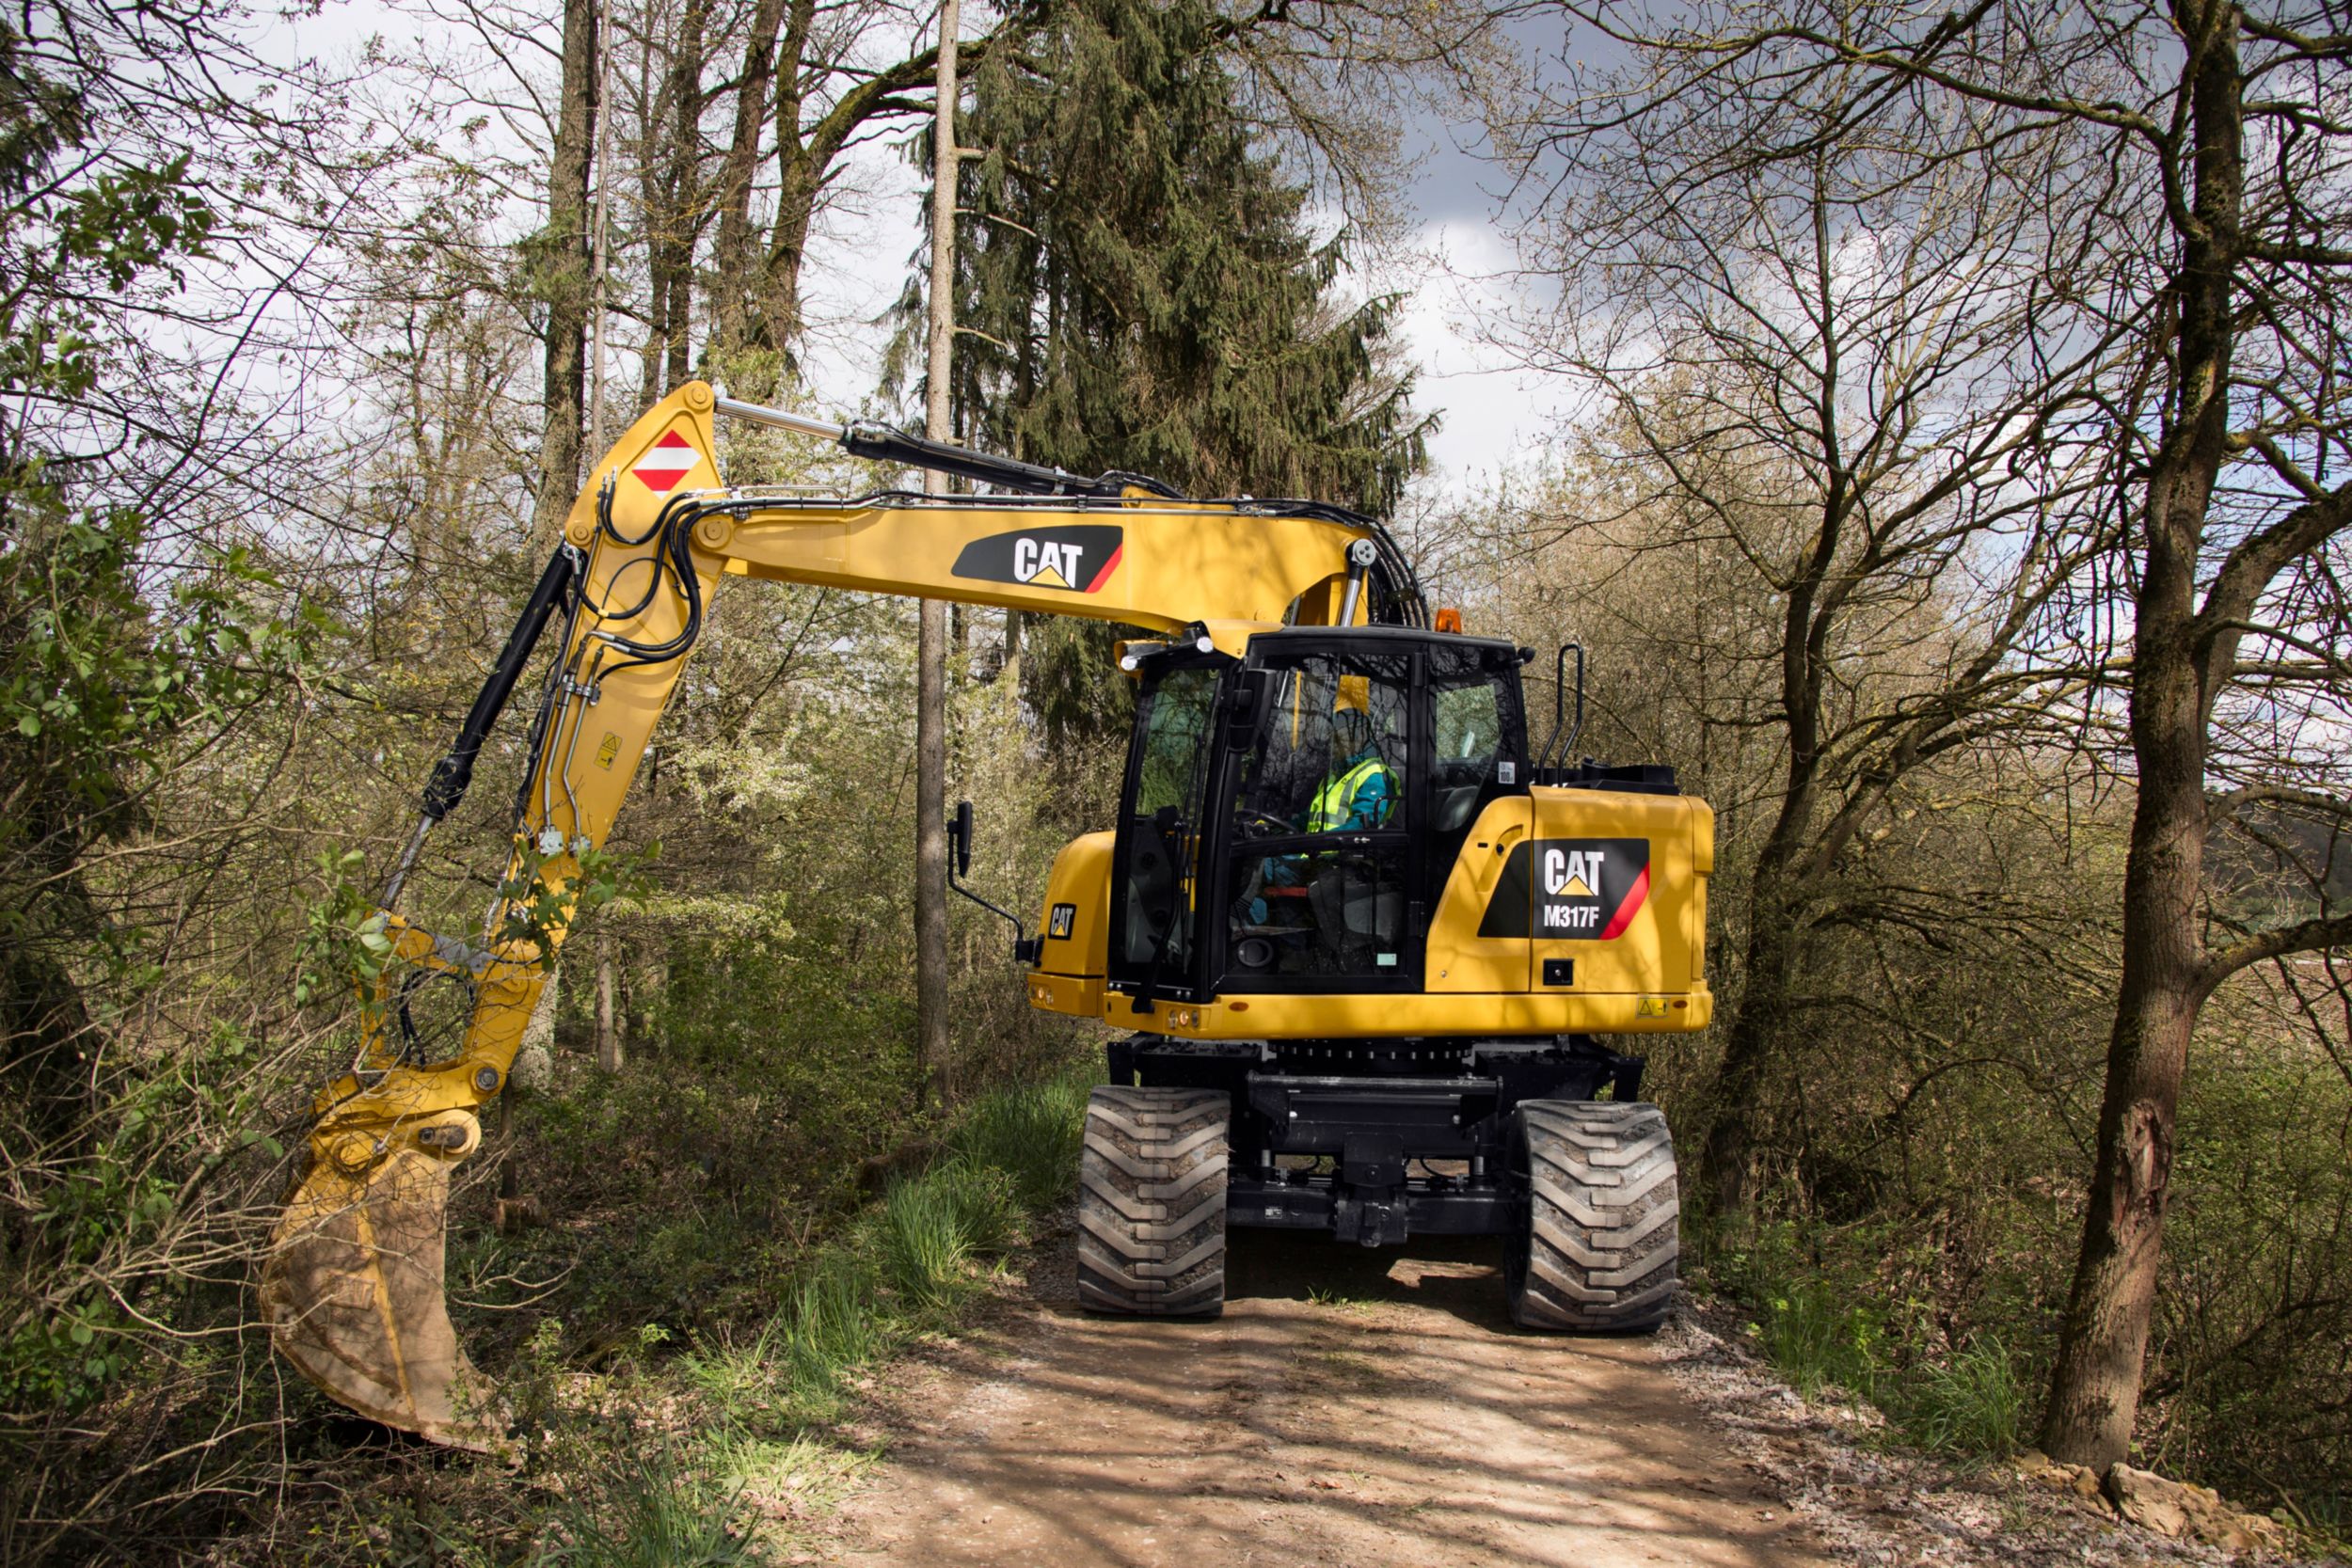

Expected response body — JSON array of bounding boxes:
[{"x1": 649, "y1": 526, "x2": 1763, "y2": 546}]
[
  {"x1": 596, "y1": 929, "x2": 624, "y2": 1073},
  {"x1": 530, "y1": 0, "x2": 599, "y2": 546},
  {"x1": 585, "y1": 0, "x2": 615, "y2": 458},
  {"x1": 638, "y1": 0, "x2": 709, "y2": 400},
  {"x1": 1702, "y1": 877, "x2": 1799, "y2": 1218},
  {"x1": 914, "y1": 0, "x2": 961, "y2": 1111},
  {"x1": 2042, "y1": 0, "x2": 2243, "y2": 1472},
  {"x1": 1700, "y1": 501, "x2": 1834, "y2": 1221},
  {"x1": 710, "y1": 0, "x2": 793, "y2": 372},
  {"x1": 663, "y1": 0, "x2": 707, "y2": 390},
  {"x1": 635, "y1": 33, "x2": 665, "y2": 412}
]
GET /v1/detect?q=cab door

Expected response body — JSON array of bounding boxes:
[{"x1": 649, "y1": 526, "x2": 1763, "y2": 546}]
[{"x1": 1105, "y1": 657, "x2": 1225, "y2": 1003}]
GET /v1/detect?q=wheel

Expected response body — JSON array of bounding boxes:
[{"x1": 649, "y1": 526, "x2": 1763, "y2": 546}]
[
  {"x1": 1505, "y1": 1099, "x2": 1679, "y2": 1332},
  {"x1": 1076, "y1": 1085, "x2": 1229, "y2": 1317}
]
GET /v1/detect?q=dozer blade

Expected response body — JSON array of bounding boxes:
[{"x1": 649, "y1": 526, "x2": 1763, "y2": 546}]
[{"x1": 260, "y1": 1109, "x2": 507, "y2": 1450}]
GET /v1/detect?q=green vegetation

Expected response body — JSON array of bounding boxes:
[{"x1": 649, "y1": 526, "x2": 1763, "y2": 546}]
[
  {"x1": 321, "y1": 1063, "x2": 1097, "y2": 1567},
  {"x1": 1703, "y1": 1225, "x2": 2030, "y2": 1457}
]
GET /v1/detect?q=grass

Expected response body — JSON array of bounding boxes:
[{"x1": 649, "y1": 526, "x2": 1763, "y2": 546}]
[
  {"x1": 1305, "y1": 1283, "x2": 1381, "y2": 1314},
  {"x1": 672, "y1": 1063, "x2": 1096, "y2": 1433},
  {"x1": 1902, "y1": 1334, "x2": 2028, "y2": 1455},
  {"x1": 946, "y1": 1069, "x2": 1094, "y2": 1210},
  {"x1": 537, "y1": 1456, "x2": 761, "y2": 1568},
  {"x1": 1711, "y1": 1224, "x2": 2029, "y2": 1458}
]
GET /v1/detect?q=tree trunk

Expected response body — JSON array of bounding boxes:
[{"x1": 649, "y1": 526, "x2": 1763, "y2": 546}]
[
  {"x1": 709, "y1": 0, "x2": 796, "y2": 372},
  {"x1": 638, "y1": 0, "x2": 709, "y2": 400},
  {"x1": 2041, "y1": 0, "x2": 2242, "y2": 1472},
  {"x1": 529, "y1": 0, "x2": 599, "y2": 546},
  {"x1": 1701, "y1": 874, "x2": 1800, "y2": 1220},
  {"x1": 663, "y1": 0, "x2": 707, "y2": 391},
  {"x1": 596, "y1": 929, "x2": 624, "y2": 1073},
  {"x1": 763, "y1": 154, "x2": 818, "y2": 374},
  {"x1": 1700, "y1": 487, "x2": 1836, "y2": 1222},
  {"x1": 914, "y1": 0, "x2": 961, "y2": 1111}
]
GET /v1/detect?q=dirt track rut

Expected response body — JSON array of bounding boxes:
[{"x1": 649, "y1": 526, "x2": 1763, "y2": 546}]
[{"x1": 827, "y1": 1228, "x2": 1834, "y2": 1567}]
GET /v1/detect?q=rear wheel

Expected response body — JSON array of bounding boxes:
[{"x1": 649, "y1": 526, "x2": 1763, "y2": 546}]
[
  {"x1": 1076, "y1": 1085, "x2": 1229, "y2": 1317},
  {"x1": 1505, "y1": 1099, "x2": 1678, "y2": 1332}
]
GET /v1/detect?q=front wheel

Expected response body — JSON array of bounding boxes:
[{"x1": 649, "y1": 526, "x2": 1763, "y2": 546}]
[
  {"x1": 1504, "y1": 1100, "x2": 1679, "y2": 1332},
  {"x1": 1075, "y1": 1085, "x2": 1229, "y2": 1317}
]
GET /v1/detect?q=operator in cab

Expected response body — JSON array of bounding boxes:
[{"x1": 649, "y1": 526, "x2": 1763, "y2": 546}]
[
  {"x1": 1232, "y1": 676, "x2": 1404, "y2": 974},
  {"x1": 1306, "y1": 705, "x2": 1397, "y2": 832}
]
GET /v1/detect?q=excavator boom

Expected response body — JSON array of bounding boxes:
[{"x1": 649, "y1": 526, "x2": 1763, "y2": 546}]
[{"x1": 262, "y1": 382, "x2": 1420, "y2": 1444}]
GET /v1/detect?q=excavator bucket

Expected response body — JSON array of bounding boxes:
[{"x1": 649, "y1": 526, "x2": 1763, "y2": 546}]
[{"x1": 260, "y1": 1109, "x2": 506, "y2": 1450}]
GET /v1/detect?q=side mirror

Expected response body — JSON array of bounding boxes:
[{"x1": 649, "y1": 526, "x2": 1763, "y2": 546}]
[{"x1": 943, "y1": 800, "x2": 1032, "y2": 963}]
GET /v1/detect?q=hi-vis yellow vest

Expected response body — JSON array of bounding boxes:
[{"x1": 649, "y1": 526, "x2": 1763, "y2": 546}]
[{"x1": 1308, "y1": 757, "x2": 1395, "y2": 832}]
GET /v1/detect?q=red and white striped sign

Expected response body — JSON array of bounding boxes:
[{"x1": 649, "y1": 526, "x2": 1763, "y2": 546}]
[{"x1": 629, "y1": 430, "x2": 701, "y2": 492}]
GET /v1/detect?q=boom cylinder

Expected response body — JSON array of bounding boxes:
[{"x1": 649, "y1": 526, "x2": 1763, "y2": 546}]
[{"x1": 418, "y1": 546, "x2": 580, "y2": 824}]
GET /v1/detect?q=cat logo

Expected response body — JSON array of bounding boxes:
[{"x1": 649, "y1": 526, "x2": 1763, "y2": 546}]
[
  {"x1": 1545, "y1": 848, "x2": 1600, "y2": 901},
  {"x1": 950, "y1": 525, "x2": 1124, "y2": 594},
  {"x1": 1477, "y1": 837, "x2": 1653, "y2": 941},
  {"x1": 1048, "y1": 902, "x2": 1077, "y2": 940},
  {"x1": 1014, "y1": 537, "x2": 1086, "y2": 589}
]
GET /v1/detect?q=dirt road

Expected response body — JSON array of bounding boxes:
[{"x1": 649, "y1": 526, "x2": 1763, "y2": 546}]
[{"x1": 828, "y1": 1228, "x2": 1833, "y2": 1567}]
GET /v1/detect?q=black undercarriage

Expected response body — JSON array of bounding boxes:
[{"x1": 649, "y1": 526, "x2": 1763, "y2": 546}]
[{"x1": 1107, "y1": 1034, "x2": 1645, "y2": 1246}]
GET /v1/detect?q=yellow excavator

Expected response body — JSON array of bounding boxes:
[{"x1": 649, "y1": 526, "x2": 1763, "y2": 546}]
[{"x1": 262, "y1": 381, "x2": 1712, "y2": 1448}]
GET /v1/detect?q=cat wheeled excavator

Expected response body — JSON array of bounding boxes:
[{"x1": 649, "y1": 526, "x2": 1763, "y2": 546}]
[{"x1": 262, "y1": 381, "x2": 1712, "y2": 1448}]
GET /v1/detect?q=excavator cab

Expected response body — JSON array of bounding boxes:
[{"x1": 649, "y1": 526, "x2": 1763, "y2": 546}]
[{"x1": 1107, "y1": 629, "x2": 1531, "y2": 1004}]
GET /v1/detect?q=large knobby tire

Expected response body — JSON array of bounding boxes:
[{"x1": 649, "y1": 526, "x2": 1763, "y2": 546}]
[
  {"x1": 1076, "y1": 1085, "x2": 1229, "y2": 1317},
  {"x1": 1506, "y1": 1099, "x2": 1679, "y2": 1332}
]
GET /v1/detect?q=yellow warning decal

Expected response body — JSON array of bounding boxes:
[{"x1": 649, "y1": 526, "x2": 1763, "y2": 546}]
[
  {"x1": 1635, "y1": 995, "x2": 1670, "y2": 1020},
  {"x1": 595, "y1": 732, "x2": 621, "y2": 769}
]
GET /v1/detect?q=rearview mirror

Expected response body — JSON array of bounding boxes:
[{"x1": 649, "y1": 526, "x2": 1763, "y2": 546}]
[{"x1": 950, "y1": 800, "x2": 974, "y2": 879}]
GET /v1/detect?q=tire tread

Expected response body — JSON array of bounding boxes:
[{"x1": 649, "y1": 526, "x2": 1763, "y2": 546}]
[
  {"x1": 1509, "y1": 1099, "x2": 1679, "y2": 1333},
  {"x1": 1076, "y1": 1085, "x2": 1228, "y2": 1318}
]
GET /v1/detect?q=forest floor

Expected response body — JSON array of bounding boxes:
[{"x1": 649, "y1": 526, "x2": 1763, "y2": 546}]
[{"x1": 774, "y1": 1217, "x2": 2330, "y2": 1568}]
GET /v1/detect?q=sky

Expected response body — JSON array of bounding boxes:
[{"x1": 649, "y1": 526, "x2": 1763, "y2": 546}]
[
  {"x1": 284, "y1": 0, "x2": 1572, "y2": 498},
  {"x1": 774, "y1": 70, "x2": 1570, "y2": 498}
]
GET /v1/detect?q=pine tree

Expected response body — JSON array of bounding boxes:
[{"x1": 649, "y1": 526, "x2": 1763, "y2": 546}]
[{"x1": 910, "y1": 0, "x2": 1431, "y2": 742}]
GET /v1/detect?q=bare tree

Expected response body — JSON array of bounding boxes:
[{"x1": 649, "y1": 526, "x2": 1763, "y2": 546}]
[
  {"x1": 1490, "y1": 40, "x2": 2119, "y2": 1221},
  {"x1": 1549, "y1": 0, "x2": 2352, "y2": 1472}
]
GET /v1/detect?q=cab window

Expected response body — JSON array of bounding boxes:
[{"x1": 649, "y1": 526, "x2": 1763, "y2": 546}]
[
  {"x1": 1428, "y1": 646, "x2": 1525, "y2": 839},
  {"x1": 1116, "y1": 663, "x2": 1220, "y2": 974}
]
